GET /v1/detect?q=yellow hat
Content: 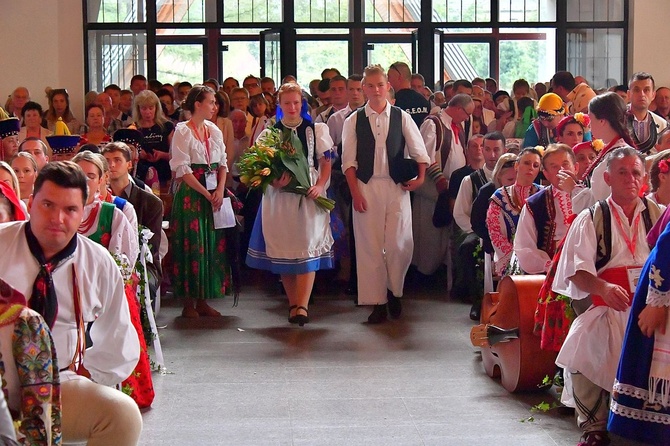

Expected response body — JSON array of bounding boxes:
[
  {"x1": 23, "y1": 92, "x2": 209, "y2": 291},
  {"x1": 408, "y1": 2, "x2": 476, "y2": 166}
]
[{"x1": 537, "y1": 93, "x2": 564, "y2": 115}]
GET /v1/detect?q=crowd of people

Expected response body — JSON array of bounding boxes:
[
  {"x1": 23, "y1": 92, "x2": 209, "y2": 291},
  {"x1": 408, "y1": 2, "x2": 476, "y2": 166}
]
[{"x1": 0, "y1": 64, "x2": 669, "y2": 445}]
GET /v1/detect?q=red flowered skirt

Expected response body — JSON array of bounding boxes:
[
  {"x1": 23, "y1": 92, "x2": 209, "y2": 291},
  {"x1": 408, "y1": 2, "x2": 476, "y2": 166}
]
[
  {"x1": 171, "y1": 168, "x2": 231, "y2": 300},
  {"x1": 122, "y1": 284, "x2": 155, "y2": 409},
  {"x1": 533, "y1": 244, "x2": 574, "y2": 352}
]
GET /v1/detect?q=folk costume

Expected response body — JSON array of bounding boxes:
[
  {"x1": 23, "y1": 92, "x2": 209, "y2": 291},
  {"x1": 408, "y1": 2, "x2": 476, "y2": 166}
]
[
  {"x1": 170, "y1": 120, "x2": 232, "y2": 300},
  {"x1": 552, "y1": 197, "x2": 662, "y2": 438},
  {"x1": 522, "y1": 93, "x2": 564, "y2": 148},
  {"x1": 626, "y1": 108, "x2": 667, "y2": 155},
  {"x1": 514, "y1": 185, "x2": 574, "y2": 275},
  {"x1": 608, "y1": 214, "x2": 670, "y2": 445},
  {"x1": 342, "y1": 101, "x2": 430, "y2": 305},
  {"x1": 454, "y1": 166, "x2": 492, "y2": 234},
  {"x1": 78, "y1": 199, "x2": 154, "y2": 409},
  {"x1": 0, "y1": 298, "x2": 61, "y2": 445},
  {"x1": 412, "y1": 109, "x2": 466, "y2": 275},
  {"x1": 452, "y1": 166, "x2": 492, "y2": 300},
  {"x1": 515, "y1": 185, "x2": 576, "y2": 352},
  {"x1": 0, "y1": 221, "x2": 141, "y2": 444},
  {"x1": 246, "y1": 120, "x2": 335, "y2": 274},
  {"x1": 486, "y1": 183, "x2": 542, "y2": 275},
  {"x1": 572, "y1": 139, "x2": 629, "y2": 214}
]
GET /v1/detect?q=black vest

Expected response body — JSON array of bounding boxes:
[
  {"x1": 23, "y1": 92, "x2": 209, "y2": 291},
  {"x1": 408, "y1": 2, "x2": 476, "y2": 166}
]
[
  {"x1": 526, "y1": 187, "x2": 556, "y2": 258},
  {"x1": 355, "y1": 106, "x2": 405, "y2": 184}
]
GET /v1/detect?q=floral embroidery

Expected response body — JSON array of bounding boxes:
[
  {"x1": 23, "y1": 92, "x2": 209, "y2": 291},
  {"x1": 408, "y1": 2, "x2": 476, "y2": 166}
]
[{"x1": 650, "y1": 265, "x2": 665, "y2": 289}]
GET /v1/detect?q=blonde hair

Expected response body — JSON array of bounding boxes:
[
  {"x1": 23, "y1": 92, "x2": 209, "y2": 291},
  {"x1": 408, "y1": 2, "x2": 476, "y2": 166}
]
[
  {"x1": 10, "y1": 151, "x2": 38, "y2": 173},
  {"x1": 363, "y1": 64, "x2": 388, "y2": 82},
  {"x1": 72, "y1": 150, "x2": 105, "y2": 178},
  {"x1": 132, "y1": 90, "x2": 168, "y2": 128},
  {"x1": 277, "y1": 82, "x2": 302, "y2": 101},
  {"x1": 0, "y1": 161, "x2": 20, "y2": 199},
  {"x1": 492, "y1": 153, "x2": 518, "y2": 188}
]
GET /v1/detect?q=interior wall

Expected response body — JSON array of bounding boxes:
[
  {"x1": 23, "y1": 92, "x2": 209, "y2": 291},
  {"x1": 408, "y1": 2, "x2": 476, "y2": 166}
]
[
  {"x1": 0, "y1": 0, "x2": 85, "y2": 119},
  {"x1": 629, "y1": 0, "x2": 670, "y2": 88},
  {"x1": 0, "y1": 0, "x2": 669, "y2": 122}
]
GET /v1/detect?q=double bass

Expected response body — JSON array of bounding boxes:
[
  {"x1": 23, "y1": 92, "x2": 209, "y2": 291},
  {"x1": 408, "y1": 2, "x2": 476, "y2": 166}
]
[{"x1": 470, "y1": 275, "x2": 558, "y2": 392}]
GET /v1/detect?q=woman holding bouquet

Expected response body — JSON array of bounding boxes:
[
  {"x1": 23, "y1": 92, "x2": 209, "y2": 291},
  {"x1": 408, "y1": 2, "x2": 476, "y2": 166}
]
[
  {"x1": 246, "y1": 83, "x2": 334, "y2": 326},
  {"x1": 170, "y1": 85, "x2": 231, "y2": 318}
]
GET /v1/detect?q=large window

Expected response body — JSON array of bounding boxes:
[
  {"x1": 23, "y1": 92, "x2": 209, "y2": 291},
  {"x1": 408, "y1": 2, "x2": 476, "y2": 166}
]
[{"x1": 84, "y1": 0, "x2": 629, "y2": 93}]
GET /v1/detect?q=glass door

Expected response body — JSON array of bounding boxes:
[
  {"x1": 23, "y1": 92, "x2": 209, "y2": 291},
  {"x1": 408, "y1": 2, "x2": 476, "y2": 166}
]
[
  {"x1": 155, "y1": 39, "x2": 206, "y2": 85},
  {"x1": 260, "y1": 29, "x2": 282, "y2": 83}
]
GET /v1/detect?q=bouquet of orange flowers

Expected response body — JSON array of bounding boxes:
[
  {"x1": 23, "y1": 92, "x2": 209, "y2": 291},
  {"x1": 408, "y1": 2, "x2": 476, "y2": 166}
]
[{"x1": 237, "y1": 128, "x2": 335, "y2": 212}]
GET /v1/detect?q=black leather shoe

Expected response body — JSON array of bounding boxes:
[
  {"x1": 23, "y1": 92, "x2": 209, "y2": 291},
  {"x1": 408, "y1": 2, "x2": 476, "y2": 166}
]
[
  {"x1": 387, "y1": 292, "x2": 402, "y2": 319},
  {"x1": 294, "y1": 306, "x2": 310, "y2": 327},
  {"x1": 367, "y1": 304, "x2": 388, "y2": 324},
  {"x1": 469, "y1": 303, "x2": 481, "y2": 321},
  {"x1": 288, "y1": 305, "x2": 298, "y2": 324}
]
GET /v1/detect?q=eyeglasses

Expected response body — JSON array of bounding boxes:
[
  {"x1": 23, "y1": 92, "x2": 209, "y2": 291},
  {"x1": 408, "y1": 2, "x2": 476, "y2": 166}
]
[{"x1": 538, "y1": 115, "x2": 555, "y2": 122}]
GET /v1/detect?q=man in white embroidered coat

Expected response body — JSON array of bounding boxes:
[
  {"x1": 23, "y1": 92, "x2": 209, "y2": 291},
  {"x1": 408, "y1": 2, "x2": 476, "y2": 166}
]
[
  {"x1": 411, "y1": 94, "x2": 474, "y2": 277},
  {"x1": 551, "y1": 147, "x2": 662, "y2": 446},
  {"x1": 0, "y1": 162, "x2": 142, "y2": 445}
]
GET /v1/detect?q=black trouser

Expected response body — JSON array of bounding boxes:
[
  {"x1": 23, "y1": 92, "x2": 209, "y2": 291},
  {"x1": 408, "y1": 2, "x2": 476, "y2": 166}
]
[{"x1": 453, "y1": 231, "x2": 483, "y2": 303}]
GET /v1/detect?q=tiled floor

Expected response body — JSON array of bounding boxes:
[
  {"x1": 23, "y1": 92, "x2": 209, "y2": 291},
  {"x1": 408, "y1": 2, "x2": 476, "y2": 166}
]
[{"x1": 139, "y1": 270, "x2": 642, "y2": 445}]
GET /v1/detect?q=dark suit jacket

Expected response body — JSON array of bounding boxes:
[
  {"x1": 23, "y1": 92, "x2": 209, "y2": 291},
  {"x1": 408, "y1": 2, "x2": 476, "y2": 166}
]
[{"x1": 121, "y1": 181, "x2": 164, "y2": 282}]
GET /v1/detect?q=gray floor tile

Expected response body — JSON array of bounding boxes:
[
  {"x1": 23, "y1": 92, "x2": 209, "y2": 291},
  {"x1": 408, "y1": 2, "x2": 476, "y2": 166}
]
[{"x1": 138, "y1": 279, "x2": 596, "y2": 445}]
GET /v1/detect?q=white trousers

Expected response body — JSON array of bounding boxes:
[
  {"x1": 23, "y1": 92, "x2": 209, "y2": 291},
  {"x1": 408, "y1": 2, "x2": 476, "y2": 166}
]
[{"x1": 353, "y1": 178, "x2": 413, "y2": 305}]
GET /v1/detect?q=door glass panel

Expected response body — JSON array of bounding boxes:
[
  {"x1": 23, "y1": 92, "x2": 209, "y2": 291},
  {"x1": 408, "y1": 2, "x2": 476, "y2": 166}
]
[
  {"x1": 87, "y1": 30, "x2": 147, "y2": 92},
  {"x1": 262, "y1": 30, "x2": 282, "y2": 86},
  {"x1": 567, "y1": 28, "x2": 623, "y2": 89},
  {"x1": 366, "y1": 43, "x2": 412, "y2": 72},
  {"x1": 442, "y1": 42, "x2": 489, "y2": 82},
  {"x1": 88, "y1": 0, "x2": 144, "y2": 23},
  {"x1": 498, "y1": 0, "x2": 556, "y2": 22},
  {"x1": 432, "y1": 0, "x2": 491, "y2": 23},
  {"x1": 222, "y1": 0, "x2": 282, "y2": 22},
  {"x1": 221, "y1": 41, "x2": 261, "y2": 81},
  {"x1": 567, "y1": 0, "x2": 624, "y2": 22},
  {"x1": 156, "y1": 44, "x2": 204, "y2": 85},
  {"x1": 364, "y1": 0, "x2": 419, "y2": 22},
  {"x1": 499, "y1": 31, "x2": 555, "y2": 92},
  {"x1": 296, "y1": 40, "x2": 349, "y2": 86},
  {"x1": 156, "y1": 0, "x2": 216, "y2": 22}
]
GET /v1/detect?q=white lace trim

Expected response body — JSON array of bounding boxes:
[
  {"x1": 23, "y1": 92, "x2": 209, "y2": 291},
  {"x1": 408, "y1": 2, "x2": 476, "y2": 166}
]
[
  {"x1": 610, "y1": 400, "x2": 670, "y2": 425},
  {"x1": 613, "y1": 380, "x2": 669, "y2": 405},
  {"x1": 646, "y1": 286, "x2": 670, "y2": 308}
]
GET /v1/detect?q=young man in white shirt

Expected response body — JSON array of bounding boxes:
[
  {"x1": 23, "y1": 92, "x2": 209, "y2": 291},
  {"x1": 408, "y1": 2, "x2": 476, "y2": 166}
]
[{"x1": 342, "y1": 65, "x2": 430, "y2": 323}]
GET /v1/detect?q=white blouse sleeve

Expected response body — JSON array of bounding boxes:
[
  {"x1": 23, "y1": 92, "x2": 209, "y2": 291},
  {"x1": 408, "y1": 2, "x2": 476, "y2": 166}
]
[
  {"x1": 314, "y1": 122, "x2": 334, "y2": 158},
  {"x1": 419, "y1": 118, "x2": 438, "y2": 164},
  {"x1": 170, "y1": 123, "x2": 194, "y2": 178},
  {"x1": 453, "y1": 176, "x2": 473, "y2": 233},
  {"x1": 513, "y1": 205, "x2": 551, "y2": 274},
  {"x1": 208, "y1": 122, "x2": 228, "y2": 171},
  {"x1": 110, "y1": 207, "x2": 139, "y2": 268},
  {"x1": 551, "y1": 209, "x2": 598, "y2": 300}
]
